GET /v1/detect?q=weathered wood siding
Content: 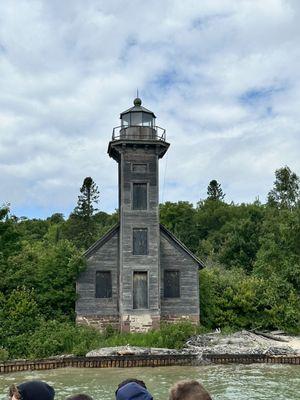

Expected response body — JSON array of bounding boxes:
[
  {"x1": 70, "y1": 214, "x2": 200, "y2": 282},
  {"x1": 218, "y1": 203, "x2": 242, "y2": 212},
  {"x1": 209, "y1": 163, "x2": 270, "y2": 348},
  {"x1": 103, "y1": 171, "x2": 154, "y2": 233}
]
[
  {"x1": 119, "y1": 146, "x2": 160, "y2": 319},
  {"x1": 76, "y1": 230, "x2": 119, "y2": 317},
  {"x1": 160, "y1": 230, "x2": 200, "y2": 321}
]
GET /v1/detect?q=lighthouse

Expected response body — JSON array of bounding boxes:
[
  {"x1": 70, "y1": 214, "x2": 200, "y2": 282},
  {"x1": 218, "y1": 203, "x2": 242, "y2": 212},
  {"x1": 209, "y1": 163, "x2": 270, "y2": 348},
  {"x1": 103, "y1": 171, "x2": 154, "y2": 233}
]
[{"x1": 76, "y1": 98, "x2": 203, "y2": 332}]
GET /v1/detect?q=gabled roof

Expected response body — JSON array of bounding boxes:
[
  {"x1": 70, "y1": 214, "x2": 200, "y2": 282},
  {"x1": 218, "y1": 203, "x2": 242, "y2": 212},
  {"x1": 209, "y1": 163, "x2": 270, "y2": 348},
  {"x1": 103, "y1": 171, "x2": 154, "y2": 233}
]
[
  {"x1": 83, "y1": 222, "x2": 205, "y2": 269},
  {"x1": 160, "y1": 224, "x2": 205, "y2": 269},
  {"x1": 84, "y1": 224, "x2": 120, "y2": 258}
]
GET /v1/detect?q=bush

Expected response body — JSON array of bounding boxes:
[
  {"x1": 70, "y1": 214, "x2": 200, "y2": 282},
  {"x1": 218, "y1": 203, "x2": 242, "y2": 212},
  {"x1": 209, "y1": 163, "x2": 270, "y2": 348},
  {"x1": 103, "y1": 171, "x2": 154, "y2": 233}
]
[
  {"x1": 0, "y1": 347, "x2": 9, "y2": 361},
  {"x1": 27, "y1": 321, "x2": 103, "y2": 358},
  {"x1": 199, "y1": 267, "x2": 300, "y2": 332}
]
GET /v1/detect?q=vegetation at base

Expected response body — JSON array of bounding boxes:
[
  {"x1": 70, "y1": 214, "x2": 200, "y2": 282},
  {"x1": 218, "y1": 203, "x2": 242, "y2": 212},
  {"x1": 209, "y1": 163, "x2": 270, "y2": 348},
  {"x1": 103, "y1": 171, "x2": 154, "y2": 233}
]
[
  {"x1": 0, "y1": 166, "x2": 300, "y2": 360},
  {"x1": 0, "y1": 321, "x2": 202, "y2": 360}
]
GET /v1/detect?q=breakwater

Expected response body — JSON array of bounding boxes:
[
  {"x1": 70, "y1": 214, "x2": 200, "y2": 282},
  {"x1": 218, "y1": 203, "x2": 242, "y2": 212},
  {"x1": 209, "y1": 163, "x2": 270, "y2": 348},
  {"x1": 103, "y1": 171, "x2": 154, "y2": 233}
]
[{"x1": 0, "y1": 353, "x2": 299, "y2": 374}]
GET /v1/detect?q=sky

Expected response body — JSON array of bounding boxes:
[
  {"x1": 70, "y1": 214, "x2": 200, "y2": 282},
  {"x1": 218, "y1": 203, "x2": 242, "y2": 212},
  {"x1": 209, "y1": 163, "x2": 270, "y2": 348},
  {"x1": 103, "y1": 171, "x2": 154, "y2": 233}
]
[{"x1": 0, "y1": 0, "x2": 300, "y2": 219}]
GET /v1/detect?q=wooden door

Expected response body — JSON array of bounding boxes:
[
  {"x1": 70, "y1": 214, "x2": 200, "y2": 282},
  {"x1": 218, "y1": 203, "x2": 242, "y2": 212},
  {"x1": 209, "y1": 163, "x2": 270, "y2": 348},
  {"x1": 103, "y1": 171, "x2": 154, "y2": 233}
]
[{"x1": 133, "y1": 271, "x2": 148, "y2": 309}]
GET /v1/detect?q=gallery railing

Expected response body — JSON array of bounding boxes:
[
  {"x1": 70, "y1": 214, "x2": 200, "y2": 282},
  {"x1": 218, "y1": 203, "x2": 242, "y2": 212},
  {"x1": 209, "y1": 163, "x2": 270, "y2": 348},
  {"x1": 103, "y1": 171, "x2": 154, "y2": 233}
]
[{"x1": 112, "y1": 125, "x2": 166, "y2": 141}]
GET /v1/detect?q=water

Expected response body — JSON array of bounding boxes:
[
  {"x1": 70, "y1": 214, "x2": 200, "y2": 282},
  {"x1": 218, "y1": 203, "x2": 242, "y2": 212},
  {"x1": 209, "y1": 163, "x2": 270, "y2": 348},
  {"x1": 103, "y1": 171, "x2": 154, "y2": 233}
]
[{"x1": 0, "y1": 365, "x2": 299, "y2": 400}]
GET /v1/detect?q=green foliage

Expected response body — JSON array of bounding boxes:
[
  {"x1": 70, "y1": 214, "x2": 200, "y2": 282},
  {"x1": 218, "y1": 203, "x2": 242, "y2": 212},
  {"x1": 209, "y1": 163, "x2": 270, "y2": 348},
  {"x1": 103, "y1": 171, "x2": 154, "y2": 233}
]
[
  {"x1": 27, "y1": 321, "x2": 102, "y2": 358},
  {"x1": 0, "y1": 320, "x2": 201, "y2": 359},
  {"x1": 207, "y1": 179, "x2": 225, "y2": 201},
  {"x1": 267, "y1": 165, "x2": 300, "y2": 209},
  {"x1": 0, "y1": 205, "x2": 21, "y2": 259},
  {"x1": 98, "y1": 322, "x2": 201, "y2": 350},
  {"x1": 199, "y1": 267, "x2": 300, "y2": 332},
  {"x1": 0, "y1": 287, "x2": 42, "y2": 358},
  {"x1": 65, "y1": 176, "x2": 100, "y2": 249},
  {"x1": 0, "y1": 347, "x2": 9, "y2": 361},
  {"x1": 3, "y1": 240, "x2": 86, "y2": 320},
  {"x1": 1, "y1": 167, "x2": 300, "y2": 360},
  {"x1": 160, "y1": 201, "x2": 198, "y2": 252}
]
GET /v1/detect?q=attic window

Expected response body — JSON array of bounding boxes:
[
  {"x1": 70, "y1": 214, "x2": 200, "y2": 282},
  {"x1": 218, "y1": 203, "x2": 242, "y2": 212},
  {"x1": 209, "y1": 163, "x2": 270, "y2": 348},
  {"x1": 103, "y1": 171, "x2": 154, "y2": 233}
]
[{"x1": 164, "y1": 270, "x2": 180, "y2": 298}]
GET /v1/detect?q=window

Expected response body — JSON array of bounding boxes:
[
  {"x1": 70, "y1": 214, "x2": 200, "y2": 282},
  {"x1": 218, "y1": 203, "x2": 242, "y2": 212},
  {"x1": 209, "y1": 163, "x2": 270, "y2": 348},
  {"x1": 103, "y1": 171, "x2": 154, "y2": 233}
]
[
  {"x1": 164, "y1": 270, "x2": 180, "y2": 298},
  {"x1": 132, "y1": 163, "x2": 147, "y2": 173},
  {"x1": 95, "y1": 271, "x2": 112, "y2": 298},
  {"x1": 132, "y1": 183, "x2": 147, "y2": 210},
  {"x1": 133, "y1": 228, "x2": 148, "y2": 255},
  {"x1": 131, "y1": 112, "x2": 142, "y2": 126},
  {"x1": 133, "y1": 271, "x2": 148, "y2": 309}
]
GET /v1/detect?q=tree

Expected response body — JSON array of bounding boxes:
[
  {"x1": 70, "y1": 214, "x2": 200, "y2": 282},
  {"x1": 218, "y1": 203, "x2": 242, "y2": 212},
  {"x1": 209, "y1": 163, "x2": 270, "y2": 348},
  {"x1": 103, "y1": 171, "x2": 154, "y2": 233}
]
[
  {"x1": 64, "y1": 177, "x2": 100, "y2": 249},
  {"x1": 74, "y1": 177, "x2": 100, "y2": 219},
  {"x1": 267, "y1": 166, "x2": 300, "y2": 210},
  {"x1": 207, "y1": 180, "x2": 225, "y2": 201},
  {"x1": 159, "y1": 201, "x2": 198, "y2": 252}
]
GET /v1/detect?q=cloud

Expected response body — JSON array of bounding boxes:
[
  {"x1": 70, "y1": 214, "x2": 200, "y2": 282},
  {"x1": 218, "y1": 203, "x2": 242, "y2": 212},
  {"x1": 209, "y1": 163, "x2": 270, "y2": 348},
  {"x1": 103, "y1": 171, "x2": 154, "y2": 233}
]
[{"x1": 0, "y1": 0, "x2": 299, "y2": 218}]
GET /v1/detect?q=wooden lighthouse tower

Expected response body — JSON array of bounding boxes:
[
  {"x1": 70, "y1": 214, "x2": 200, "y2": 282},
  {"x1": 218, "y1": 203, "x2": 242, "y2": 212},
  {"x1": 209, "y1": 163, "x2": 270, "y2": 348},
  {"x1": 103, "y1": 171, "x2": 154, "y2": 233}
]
[{"x1": 76, "y1": 98, "x2": 203, "y2": 332}]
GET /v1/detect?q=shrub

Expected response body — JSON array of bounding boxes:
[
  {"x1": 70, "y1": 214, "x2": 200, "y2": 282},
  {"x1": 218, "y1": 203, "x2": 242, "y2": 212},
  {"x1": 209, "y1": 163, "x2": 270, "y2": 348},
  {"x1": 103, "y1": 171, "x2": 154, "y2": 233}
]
[{"x1": 0, "y1": 347, "x2": 9, "y2": 361}]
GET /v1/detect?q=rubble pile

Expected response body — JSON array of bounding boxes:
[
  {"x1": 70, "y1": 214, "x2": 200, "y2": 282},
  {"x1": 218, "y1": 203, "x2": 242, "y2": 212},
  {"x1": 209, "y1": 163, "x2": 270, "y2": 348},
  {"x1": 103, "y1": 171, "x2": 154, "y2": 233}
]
[{"x1": 184, "y1": 330, "x2": 299, "y2": 358}]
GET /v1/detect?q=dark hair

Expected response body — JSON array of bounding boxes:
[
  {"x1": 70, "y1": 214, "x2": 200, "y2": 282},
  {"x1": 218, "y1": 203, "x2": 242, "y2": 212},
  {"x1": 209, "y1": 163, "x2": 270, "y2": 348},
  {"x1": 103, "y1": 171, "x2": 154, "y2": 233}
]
[
  {"x1": 115, "y1": 379, "x2": 147, "y2": 396},
  {"x1": 66, "y1": 395, "x2": 94, "y2": 400},
  {"x1": 9, "y1": 384, "x2": 21, "y2": 400},
  {"x1": 9, "y1": 381, "x2": 55, "y2": 400},
  {"x1": 169, "y1": 380, "x2": 212, "y2": 400}
]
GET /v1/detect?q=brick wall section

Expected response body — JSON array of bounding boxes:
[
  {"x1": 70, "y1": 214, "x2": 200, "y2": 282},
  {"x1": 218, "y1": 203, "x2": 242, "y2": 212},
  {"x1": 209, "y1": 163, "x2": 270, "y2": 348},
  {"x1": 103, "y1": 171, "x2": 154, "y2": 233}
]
[{"x1": 161, "y1": 315, "x2": 199, "y2": 324}]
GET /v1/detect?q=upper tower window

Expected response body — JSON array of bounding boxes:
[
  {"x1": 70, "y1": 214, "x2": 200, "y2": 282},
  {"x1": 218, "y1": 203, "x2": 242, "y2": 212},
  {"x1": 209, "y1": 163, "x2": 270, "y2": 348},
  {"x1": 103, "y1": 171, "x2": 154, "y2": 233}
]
[{"x1": 132, "y1": 183, "x2": 147, "y2": 210}]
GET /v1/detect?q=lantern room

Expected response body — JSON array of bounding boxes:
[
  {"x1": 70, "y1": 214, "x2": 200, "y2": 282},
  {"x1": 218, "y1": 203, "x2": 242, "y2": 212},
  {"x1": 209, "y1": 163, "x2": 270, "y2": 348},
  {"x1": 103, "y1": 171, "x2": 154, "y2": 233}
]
[{"x1": 120, "y1": 97, "x2": 156, "y2": 128}]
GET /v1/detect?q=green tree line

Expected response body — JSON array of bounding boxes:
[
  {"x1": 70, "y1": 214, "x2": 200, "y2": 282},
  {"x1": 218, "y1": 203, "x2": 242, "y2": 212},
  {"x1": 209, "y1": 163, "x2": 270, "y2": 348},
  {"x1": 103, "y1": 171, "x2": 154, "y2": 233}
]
[{"x1": 0, "y1": 167, "x2": 299, "y2": 360}]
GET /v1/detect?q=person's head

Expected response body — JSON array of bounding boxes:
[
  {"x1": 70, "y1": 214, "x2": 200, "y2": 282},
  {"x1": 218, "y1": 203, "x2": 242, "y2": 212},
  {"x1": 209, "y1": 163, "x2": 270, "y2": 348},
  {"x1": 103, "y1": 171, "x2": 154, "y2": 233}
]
[
  {"x1": 116, "y1": 381, "x2": 152, "y2": 400},
  {"x1": 9, "y1": 381, "x2": 55, "y2": 400},
  {"x1": 66, "y1": 395, "x2": 93, "y2": 400},
  {"x1": 169, "y1": 380, "x2": 212, "y2": 400},
  {"x1": 116, "y1": 379, "x2": 147, "y2": 393}
]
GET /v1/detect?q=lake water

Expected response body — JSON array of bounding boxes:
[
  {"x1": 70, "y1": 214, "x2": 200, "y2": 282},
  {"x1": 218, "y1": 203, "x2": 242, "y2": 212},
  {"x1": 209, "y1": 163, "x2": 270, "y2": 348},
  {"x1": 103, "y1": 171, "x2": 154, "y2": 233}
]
[{"x1": 0, "y1": 365, "x2": 299, "y2": 400}]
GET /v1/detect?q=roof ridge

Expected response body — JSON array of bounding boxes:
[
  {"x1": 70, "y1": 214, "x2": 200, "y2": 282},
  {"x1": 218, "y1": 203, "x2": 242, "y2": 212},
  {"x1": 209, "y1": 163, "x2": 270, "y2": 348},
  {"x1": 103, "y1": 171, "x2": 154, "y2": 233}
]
[
  {"x1": 84, "y1": 223, "x2": 120, "y2": 258},
  {"x1": 160, "y1": 223, "x2": 205, "y2": 268}
]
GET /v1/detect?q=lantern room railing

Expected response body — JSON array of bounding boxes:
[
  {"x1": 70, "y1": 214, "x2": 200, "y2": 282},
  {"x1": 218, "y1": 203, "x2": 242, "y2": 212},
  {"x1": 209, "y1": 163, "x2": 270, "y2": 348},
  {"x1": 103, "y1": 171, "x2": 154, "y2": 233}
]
[{"x1": 112, "y1": 125, "x2": 166, "y2": 141}]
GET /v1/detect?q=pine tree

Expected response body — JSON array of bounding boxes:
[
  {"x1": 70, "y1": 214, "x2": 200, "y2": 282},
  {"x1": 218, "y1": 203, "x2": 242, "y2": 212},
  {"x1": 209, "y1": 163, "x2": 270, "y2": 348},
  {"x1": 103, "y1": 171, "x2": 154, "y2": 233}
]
[
  {"x1": 74, "y1": 177, "x2": 100, "y2": 220},
  {"x1": 267, "y1": 166, "x2": 300, "y2": 210},
  {"x1": 207, "y1": 180, "x2": 225, "y2": 201},
  {"x1": 65, "y1": 177, "x2": 100, "y2": 249}
]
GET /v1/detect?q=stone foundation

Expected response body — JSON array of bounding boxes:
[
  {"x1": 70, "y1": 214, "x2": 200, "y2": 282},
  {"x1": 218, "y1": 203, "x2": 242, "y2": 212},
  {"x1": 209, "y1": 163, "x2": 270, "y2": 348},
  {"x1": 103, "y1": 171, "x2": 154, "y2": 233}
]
[
  {"x1": 76, "y1": 314, "x2": 199, "y2": 332},
  {"x1": 76, "y1": 315, "x2": 120, "y2": 331},
  {"x1": 121, "y1": 314, "x2": 161, "y2": 333},
  {"x1": 161, "y1": 314, "x2": 199, "y2": 324}
]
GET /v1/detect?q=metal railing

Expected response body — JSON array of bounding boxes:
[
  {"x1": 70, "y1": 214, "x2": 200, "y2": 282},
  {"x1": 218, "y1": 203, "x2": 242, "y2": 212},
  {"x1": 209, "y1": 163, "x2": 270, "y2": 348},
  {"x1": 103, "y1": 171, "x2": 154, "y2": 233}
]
[{"x1": 112, "y1": 125, "x2": 166, "y2": 141}]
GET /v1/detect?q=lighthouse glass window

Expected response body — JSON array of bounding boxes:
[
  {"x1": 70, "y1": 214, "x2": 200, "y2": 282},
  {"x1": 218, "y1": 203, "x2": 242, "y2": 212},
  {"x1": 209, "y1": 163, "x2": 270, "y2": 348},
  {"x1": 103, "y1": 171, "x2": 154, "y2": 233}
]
[{"x1": 132, "y1": 183, "x2": 147, "y2": 210}]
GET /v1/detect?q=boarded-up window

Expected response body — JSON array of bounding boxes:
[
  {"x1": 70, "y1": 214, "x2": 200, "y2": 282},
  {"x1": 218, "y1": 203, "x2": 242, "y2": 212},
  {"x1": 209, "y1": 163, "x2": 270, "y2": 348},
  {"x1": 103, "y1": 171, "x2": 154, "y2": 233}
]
[
  {"x1": 164, "y1": 270, "x2": 180, "y2": 298},
  {"x1": 132, "y1": 164, "x2": 147, "y2": 173},
  {"x1": 133, "y1": 228, "x2": 148, "y2": 255},
  {"x1": 132, "y1": 183, "x2": 147, "y2": 210},
  {"x1": 133, "y1": 271, "x2": 148, "y2": 309},
  {"x1": 95, "y1": 271, "x2": 112, "y2": 298}
]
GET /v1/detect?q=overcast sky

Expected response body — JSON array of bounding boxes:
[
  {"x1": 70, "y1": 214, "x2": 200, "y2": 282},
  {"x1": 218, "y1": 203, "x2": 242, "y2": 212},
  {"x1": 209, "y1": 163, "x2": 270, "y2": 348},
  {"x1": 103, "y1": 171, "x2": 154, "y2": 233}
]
[{"x1": 1, "y1": 0, "x2": 299, "y2": 219}]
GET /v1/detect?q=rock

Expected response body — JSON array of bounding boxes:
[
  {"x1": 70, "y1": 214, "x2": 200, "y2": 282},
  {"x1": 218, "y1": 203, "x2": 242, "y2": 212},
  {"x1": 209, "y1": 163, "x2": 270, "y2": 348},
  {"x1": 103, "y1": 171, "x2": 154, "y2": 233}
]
[
  {"x1": 86, "y1": 346, "x2": 188, "y2": 357},
  {"x1": 184, "y1": 330, "x2": 300, "y2": 357}
]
